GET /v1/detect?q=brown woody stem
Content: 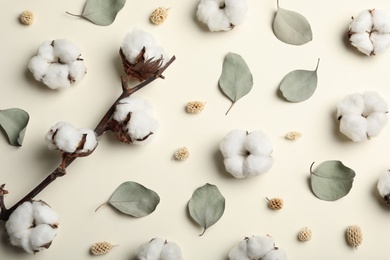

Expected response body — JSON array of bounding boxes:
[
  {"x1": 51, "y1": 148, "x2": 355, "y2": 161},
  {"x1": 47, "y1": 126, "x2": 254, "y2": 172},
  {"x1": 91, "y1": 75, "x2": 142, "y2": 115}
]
[{"x1": 0, "y1": 55, "x2": 176, "y2": 222}]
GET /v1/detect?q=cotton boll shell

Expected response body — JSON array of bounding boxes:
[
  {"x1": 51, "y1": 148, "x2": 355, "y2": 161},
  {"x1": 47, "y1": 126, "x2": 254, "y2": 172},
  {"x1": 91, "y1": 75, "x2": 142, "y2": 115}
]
[
  {"x1": 68, "y1": 60, "x2": 87, "y2": 84},
  {"x1": 366, "y1": 112, "x2": 388, "y2": 138},
  {"x1": 339, "y1": 115, "x2": 368, "y2": 142},
  {"x1": 262, "y1": 248, "x2": 287, "y2": 260},
  {"x1": 372, "y1": 9, "x2": 390, "y2": 33},
  {"x1": 32, "y1": 201, "x2": 59, "y2": 226},
  {"x1": 246, "y1": 235, "x2": 275, "y2": 259},
  {"x1": 53, "y1": 122, "x2": 83, "y2": 153},
  {"x1": 243, "y1": 155, "x2": 273, "y2": 177},
  {"x1": 224, "y1": 0, "x2": 248, "y2": 25},
  {"x1": 42, "y1": 63, "x2": 71, "y2": 89},
  {"x1": 349, "y1": 10, "x2": 373, "y2": 33},
  {"x1": 28, "y1": 56, "x2": 50, "y2": 81},
  {"x1": 244, "y1": 131, "x2": 273, "y2": 156},
  {"x1": 377, "y1": 170, "x2": 390, "y2": 198},
  {"x1": 337, "y1": 93, "x2": 365, "y2": 117},
  {"x1": 228, "y1": 240, "x2": 251, "y2": 260},
  {"x1": 6, "y1": 201, "x2": 34, "y2": 234},
  {"x1": 220, "y1": 129, "x2": 247, "y2": 158},
  {"x1": 136, "y1": 237, "x2": 165, "y2": 259},
  {"x1": 30, "y1": 224, "x2": 57, "y2": 252},
  {"x1": 223, "y1": 156, "x2": 246, "y2": 178},
  {"x1": 128, "y1": 110, "x2": 159, "y2": 144},
  {"x1": 53, "y1": 39, "x2": 81, "y2": 64},
  {"x1": 36, "y1": 41, "x2": 55, "y2": 62},
  {"x1": 349, "y1": 33, "x2": 373, "y2": 56},
  {"x1": 160, "y1": 241, "x2": 184, "y2": 260}
]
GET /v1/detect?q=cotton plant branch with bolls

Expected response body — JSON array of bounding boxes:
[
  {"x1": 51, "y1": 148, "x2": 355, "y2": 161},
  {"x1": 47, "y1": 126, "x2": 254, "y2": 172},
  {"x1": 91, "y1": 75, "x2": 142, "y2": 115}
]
[{"x1": 0, "y1": 29, "x2": 175, "y2": 253}]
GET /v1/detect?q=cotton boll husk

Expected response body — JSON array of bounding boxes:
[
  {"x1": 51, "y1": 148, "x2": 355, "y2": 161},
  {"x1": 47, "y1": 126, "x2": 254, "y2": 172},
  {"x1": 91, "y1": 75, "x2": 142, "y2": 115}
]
[
  {"x1": 228, "y1": 240, "x2": 251, "y2": 260},
  {"x1": 243, "y1": 155, "x2": 273, "y2": 177},
  {"x1": 262, "y1": 248, "x2": 287, "y2": 260},
  {"x1": 32, "y1": 201, "x2": 59, "y2": 226},
  {"x1": 371, "y1": 32, "x2": 390, "y2": 54},
  {"x1": 363, "y1": 91, "x2": 388, "y2": 115},
  {"x1": 53, "y1": 39, "x2": 81, "y2": 64},
  {"x1": 220, "y1": 129, "x2": 247, "y2": 157},
  {"x1": 53, "y1": 122, "x2": 83, "y2": 153},
  {"x1": 36, "y1": 41, "x2": 55, "y2": 62},
  {"x1": 42, "y1": 64, "x2": 71, "y2": 89},
  {"x1": 160, "y1": 241, "x2": 184, "y2": 260},
  {"x1": 246, "y1": 235, "x2": 275, "y2": 259},
  {"x1": 68, "y1": 60, "x2": 87, "y2": 83},
  {"x1": 121, "y1": 29, "x2": 156, "y2": 64},
  {"x1": 114, "y1": 96, "x2": 151, "y2": 123},
  {"x1": 349, "y1": 10, "x2": 373, "y2": 33},
  {"x1": 127, "y1": 110, "x2": 159, "y2": 144},
  {"x1": 372, "y1": 9, "x2": 390, "y2": 33},
  {"x1": 28, "y1": 56, "x2": 50, "y2": 81},
  {"x1": 339, "y1": 115, "x2": 368, "y2": 142},
  {"x1": 136, "y1": 237, "x2": 165, "y2": 259},
  {"x1": 337, "y1": 93, "x2": 365, "y2": 117},
  {"x1": 224, "y1": 0, "x2": 248, "y2": 25},
  {"x1": 223, "y1": 156, "x2": 246, "y2": 178},
  {"x1": 6, "y1": 201, "x2": 34, "y2": 234},
  {"x1": 244, "y1": 131, "x2": 273, "y2": 156},
  {"x1": 377, "y1": 170, "x2": 390, "y2": 197},
  {"x1": 349, "y1": 33, "x2": 373, "y2": 56},
  {"x1": 366, "y1": 112, "x2": 388, "y2": 138},
  {"x1": 30, "y1": 224, "x2": 57, "y2": 252}
]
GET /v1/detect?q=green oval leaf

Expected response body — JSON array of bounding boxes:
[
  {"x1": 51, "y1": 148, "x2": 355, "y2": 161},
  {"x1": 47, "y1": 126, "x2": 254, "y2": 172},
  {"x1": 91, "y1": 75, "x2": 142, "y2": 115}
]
[
  {"x1": 272, "y1": 0, "x2": 313, "y2": 45},
  {"x1": 279, "y1": 59, "x2": 320, "y2": 102},
  {"x1": 188, "y1": 183, "x2": 225, "y2": 236},
  {"x1": 219, "y1": 52, "x2": 253, "y2": 115},
  {"x1": 67, "y1": 0, "x2": 126, "y2": 26},
  {"x1": 0, "y1": 108, "x2": 29, "y2": 146},
  {"x1": 108, "y1": 181, "x2": 160, "y2": 217},
  {"x1": 310, "y1": 160, "x2": 356, "y2": 201}
]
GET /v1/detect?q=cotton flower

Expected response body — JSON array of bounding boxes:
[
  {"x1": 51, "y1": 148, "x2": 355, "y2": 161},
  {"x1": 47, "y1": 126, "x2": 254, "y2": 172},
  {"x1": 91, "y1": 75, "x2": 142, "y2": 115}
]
[
  {"x1": 229, "y1": 235, "x2": 286, "y2": 260},
  {"x1": 5, "y1": 200, "x2": 59, "y2": 254},
  {"x1": 113, "y1": 96, "x2": 159, "y2": 145},
  {"x1": 220, "y1": 129, "x2": 273, "y2": 178},
  {"x1": 337, "y1": 91, "x2": 388, "y2": 142},
  {"x1": 28, "y1": 39, "x2": 87, "y2": 89},
  {"x1": 136, "y1": 237, "x2": 184, "y2": 260},
  {"x1": 377, "y1": 170, "x2": 390, "y2": 205},
  {"x1": 196, "y1": 0, "x2": 248, "y2": 31},
  {"x1": 120, "y1": 29, "x2": 168, "y2": 81},
  {"x1": 348, "y1": 9, "x2": 390, "y2": 56},
  {"x1": 45, "y1": 122, "x2": 98, "y2": 154}
]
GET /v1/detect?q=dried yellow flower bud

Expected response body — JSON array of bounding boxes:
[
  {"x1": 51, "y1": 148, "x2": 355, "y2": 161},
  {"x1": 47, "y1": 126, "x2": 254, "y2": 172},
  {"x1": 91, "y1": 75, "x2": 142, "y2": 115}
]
[
  {"x1": 346, "y1": 225, "x2": 362, "y2": 249},
  {"x1": 298, "y1": 227, "x2": 312, "y2": 242},
  {"x1": 186, "y1": 101, "x2": 205, "y2": 113},
  {"x1": 90, "y1": 242, "x2": 116, "y2": 256},
  {"x1": 20, "y1": 10, "x2": 34, "y2": 25},
  {"x1": 150, "y1": 7, "x2": 169, "y2": 25},
  {"x1": 266, "y1": 197, "x2": 284, "y2": 210},
  {"x1": 174, "y1": 147, "x2": 189, "y2": 161},
  {"x1": 285, "y1": 131, "x2": 302, "y2": 140}
]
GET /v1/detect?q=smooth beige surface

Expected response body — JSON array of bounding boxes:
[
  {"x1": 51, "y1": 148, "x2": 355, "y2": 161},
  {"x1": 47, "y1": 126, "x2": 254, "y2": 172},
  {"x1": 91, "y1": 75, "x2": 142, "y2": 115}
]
[{"x1": 2, "y1": 1, "x2": 390, "y2": 259}]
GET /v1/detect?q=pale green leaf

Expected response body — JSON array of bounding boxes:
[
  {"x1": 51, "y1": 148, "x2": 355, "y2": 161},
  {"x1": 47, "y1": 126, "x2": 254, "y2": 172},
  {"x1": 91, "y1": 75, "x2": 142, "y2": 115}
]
[
  {"x1": 310, "y1": 160, "x2": 356, "y2": 201},
  {"x1": 0, "y1": 108, "x2": 29, "y2": 146},
  {"x1": 67, "y1": 0, "x2": 126, "y2": 26},
  {"x1": 279, "y1": 59, "x2": 320, "y2": 102},
  {"x1": 219, "y1": 52, "x2": 253, "y2": 115},
  {"x1": 188, "y1": 183, "x2": 225, "y2": 236},
  {"x1": 272, "y1": 0, "x2": 313, "y2": 45},
  {"x1": 108, "y1": 181, "x2": 160, "y2": 217}
]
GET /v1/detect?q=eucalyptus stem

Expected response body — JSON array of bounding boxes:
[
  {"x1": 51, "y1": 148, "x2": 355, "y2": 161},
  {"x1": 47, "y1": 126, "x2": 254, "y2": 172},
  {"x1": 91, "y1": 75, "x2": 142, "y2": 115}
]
[{"x1": 0, "y1": 55, "x2": 176, "y2": 222}]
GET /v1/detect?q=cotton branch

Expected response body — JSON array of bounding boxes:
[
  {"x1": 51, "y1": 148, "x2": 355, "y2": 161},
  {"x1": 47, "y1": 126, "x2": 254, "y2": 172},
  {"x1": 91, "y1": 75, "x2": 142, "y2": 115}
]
[{"x1": 0, "y1": 55, "x2": 176, "y2": 222}]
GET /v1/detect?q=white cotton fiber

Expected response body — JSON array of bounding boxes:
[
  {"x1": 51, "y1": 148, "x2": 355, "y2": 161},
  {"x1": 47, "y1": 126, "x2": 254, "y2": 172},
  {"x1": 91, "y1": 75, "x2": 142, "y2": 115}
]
[
  {"x1": 262, "y1": 248, "x2": 287, "y2": 260},
  {"x1": 349, "y1": 10, "x2": 372, "y2": 33},
  {"x1": 223, "y1": 156, "x2": 246, "y2": 178},
  {"x1": 53, "y1": 38, "x2": 81, "y2": 64},
  {"x1": 28, "y1": 56, "x2": 50, "y2": 81},
  {"x1": 32, "y1": 201, "x2": 59, "y2": 225},
  {"x1": 229, "y1": 240, "x2": 251, "y2": 260},
  {"x1": 37, "y1": 41, "x2": 55, "y2": 62},
  {"x1": 128, "y1": 110, "x2": 159, "y2": 144},
  {"x1": 53, "y1": 122, "x2": 83, "y2": 153},
  {"x1": 42, "y1": 63, "x2": 71, "y2": 89},
  {"x1": 220, "y1": 129, "x2": 247, "y2": 157},
  {"x1": 339, "y1": 114, "x2": 368, "y2": 142},
  {"x1": 246, "y1": 235, "x2": 275, "y2": 259},
  {"x1": 160, "y1": 242, "x2": 184, "y2": 260},
  {"x1": 30, "y1": 224, "x2": 57, "y2": 252},
  {"x1": 378, "y1": 170, "x2": 390, "y2": 197},
  {"x1": 78, "y1": 128, "x2": 98, "y2": 153},
  {"x1": 372, "y1": 9, "x2": 390, "y2": 33},
  {"x1": 349, "y1": 33, "x2": 373, "y2": 56}
]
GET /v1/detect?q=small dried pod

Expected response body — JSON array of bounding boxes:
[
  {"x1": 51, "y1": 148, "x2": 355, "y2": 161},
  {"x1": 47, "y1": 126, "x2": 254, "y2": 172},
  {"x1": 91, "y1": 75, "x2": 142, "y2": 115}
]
[
  {"x1": 150, "y1": 7, "x2": 169, "y2": 25},
  {"x1": 346, "y1": 225, "x2": 363, "y2": 249},
  {"x1": 186, "y1": 101, "x2": 206, "y2": 114},
  {"x1": 91, "y1": 242, "x2": 116, "y2": 256},
  {"x1": 20, "y1": 10, "x2": 34, "y2": 25},
  {"x1": 266, "y1": 197, "x2": 284, "y2": 210},
  {"x1": 298, "y1": 227, "x2": 312, "y2": 242},
  {"x1": 285, "y1": 131, "x2": 302, "y2": 140},
  {"x1": 174, "y1": 147, "x2": 190, "y2": 161}
]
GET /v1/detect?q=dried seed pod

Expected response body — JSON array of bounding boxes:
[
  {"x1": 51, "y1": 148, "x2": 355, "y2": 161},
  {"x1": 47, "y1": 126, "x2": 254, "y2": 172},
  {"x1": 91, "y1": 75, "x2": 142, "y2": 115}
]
[
  {"x1": 285, "y1": 131, "x2": 302, "y2": 140},
  {"x1": 91, "y1": 242, "x2": 116, "y2": 256},
  {"x1": 150, "y1": 7, "x2": 169, "y2": 25},
  {"x1": 346, "y1": 225, "x2": 362, "y2": 249},
  {"x1": 298, "y1": 227, "x2": 312, "y2": 242},
  {"x1": 20, "y1": 10, "x2": 34, "y2": 25},
  {"x1": 186, "y1": 101, "x2": 205, "y2": 113},
  {"x1": 266, "y1": 197, "x2": 284, "y2": 210},
  {"x1": 174, "y1": 147, "x2": 189, "y2": 161}
]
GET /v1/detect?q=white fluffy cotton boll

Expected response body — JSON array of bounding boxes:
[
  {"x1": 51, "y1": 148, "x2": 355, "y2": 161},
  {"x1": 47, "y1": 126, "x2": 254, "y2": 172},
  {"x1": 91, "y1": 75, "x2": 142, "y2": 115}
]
[
  {"x1": 30, "y1": 224, "x2": 57, "y2": 252},
  {"x1": 377, "y1": 170, "x2": 390, "y2": 198},
  {"x1": 339, "y1": 115, "x2": 368, "y2": 142},
  {"x1": 228, "y1": 240, "x2": 251, "y2": 260},
  {"x1": 42, "y1": 63, "x2": 71, "y2": 89},
  {"x1": 262, "y1": 248, "x2": 287, "y2": 260},
  {"x1": 245, "y1": 131, "x2": 273, "y2": 156},
  {"x1": 349, "y1": 10, "x2": 372, "y2": 33},
  {"x1": 371, "y1": 33, "x2": 390, "y2": 54},
  {"x1": 49, "y1": 122, "x2": 83, "y2": 153},
  {"x1": 52, "y1": 38, "x2": 81, "y2": 64},
  {"x1": 363, "y1": 91, "x2": 388, "y2": 115},
  {"x1": 220, "y1": 129, "x2": 247, "y2": 157},
  {"x1": 28, "y1": 56, "x2": 50, "y2": 81},
  {"x1": 9, "y1": 229, "x2": 33, "y2": 253},
  {"x1": 243, "y1": 154, "x2": 273, "y2": 177},
  {"x1": 121, "y1": 29, "x2": 156, "y2": 64},
  {"x1": 349, "y1": 33, "x2": 373, "y2": 56},
  {"x1": 136, "y1": 237, "x2": 165, "y2": 259},
  {"x1": 77, "y1": 128, "x2": 98, "y2": 154},
  {"x1": 5, "y1": 202, "x2": 34, "y2": 234},
  {"x1": 68, "y1": 60, "x2": 87, "y2": 83},
  {"x1": 336, "y1": 93, "x2": 364, "y2": 117},
  {"x1": 372, "y1": 9, "x2": 390, "y2": 33},
  {"x1": 223, "y1": 156, "x2": 246, "y2": 178},
  {"x1": 113, "y1": 96, "x2": 151, "y2": 123},
  {"x1": 224, "y1": 0, "x2": 248, "y2": 25},
  {"x1": 32, "y1": 201, "x2": 59, "y2": 226},
  {"x1": 246, "y1": 235, "x2": 275, "y2": 259},
  {"x1": 366, "y1": 112, "x2": 388, "y2": 137},
  {"x1": 160, "y1": 241, "x2": 184, "y2": 260},
  {"x1": 127, "y1": 110, "x2": 159, "y2": 145},
  {"x1": 37, "y1": 41, "x2": 55, "y2": 62}
]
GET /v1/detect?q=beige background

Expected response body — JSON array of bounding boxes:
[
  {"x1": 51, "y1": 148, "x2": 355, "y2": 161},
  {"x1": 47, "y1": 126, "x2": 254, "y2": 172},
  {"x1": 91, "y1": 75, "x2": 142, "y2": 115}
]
[{"x1": 1, "y1": 0, "x2": 390, "y2": 259}]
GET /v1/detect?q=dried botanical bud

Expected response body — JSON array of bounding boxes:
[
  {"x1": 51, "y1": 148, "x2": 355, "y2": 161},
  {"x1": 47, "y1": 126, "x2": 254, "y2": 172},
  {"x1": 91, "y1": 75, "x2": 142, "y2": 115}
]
[
  {"x1": 285, "y1": 131, "x2": 302, "y2": 140},
  {"x1": 91, "y1": 242, "x2": 116, "y2": 256},
  {"x1": 20, "y1": 10, "x2": 34, "y2": 25},
  {"x1": 186, "y1": 101, "x2": 205, "y2": 113},
  {"x1": 150, "y1": 7, "x2": 169, "y2": 25},
  {"x1": 266, "y1": 197, "x2": 283, "y2": 210},
  {"x1": 298, "y1": 227, "x2": 312, "y2": 242},
  {"x1": 346, "y1": 225, "x2": 363, "y2": 249},
  {"x1": 174, "y1": 147, "x2": 190, "y2": 161}
]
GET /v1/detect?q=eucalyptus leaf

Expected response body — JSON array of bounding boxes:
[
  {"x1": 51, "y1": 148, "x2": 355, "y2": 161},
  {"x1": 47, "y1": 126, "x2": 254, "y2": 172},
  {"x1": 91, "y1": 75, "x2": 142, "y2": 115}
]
[
  {"x1": 279, "y1": 59, "x2": 320, "y2": 102},
  {"x1": 310, "y1": 160, "x2": 356, "y2": 201},
  {"x1": 107, "y1": 181, "x2": 160, "y2": 217},
  {"x1": 67, "y1": 0, "x2": 126, "y2": 26},
  {"x1": 0, "y1": 108, "x2": 29, "y2": 146},
  {"x1": 188, "y1": 183, "x2": 225, "y2": 236},
  {"x1": 219, "y1": 52, "x2": 253, "y2": 115},
  {"x1": 272, "y1": 0, "x2": 313, "y2": 45}
]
